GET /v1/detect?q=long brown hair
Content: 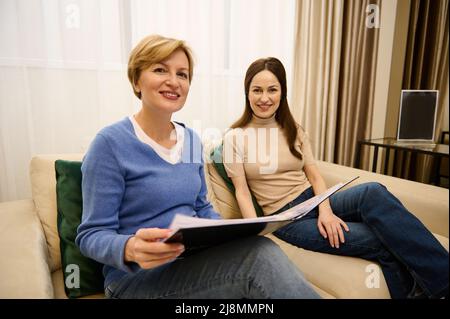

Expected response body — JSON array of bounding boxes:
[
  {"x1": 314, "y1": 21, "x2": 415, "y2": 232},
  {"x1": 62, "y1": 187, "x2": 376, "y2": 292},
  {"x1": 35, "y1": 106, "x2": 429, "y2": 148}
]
[{"x1": 230, "y1": 57, "x2": 302, "y2": 159}]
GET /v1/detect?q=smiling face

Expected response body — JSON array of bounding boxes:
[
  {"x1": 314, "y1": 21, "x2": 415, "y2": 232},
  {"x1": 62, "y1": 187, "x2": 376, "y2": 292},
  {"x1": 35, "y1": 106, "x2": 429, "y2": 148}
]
[
  {"x1": 134, "y1": 49, "x2": 190, "y2": 115},
  {"x1": 247, "y1": 70, "x2": 281, "y2": 119}
]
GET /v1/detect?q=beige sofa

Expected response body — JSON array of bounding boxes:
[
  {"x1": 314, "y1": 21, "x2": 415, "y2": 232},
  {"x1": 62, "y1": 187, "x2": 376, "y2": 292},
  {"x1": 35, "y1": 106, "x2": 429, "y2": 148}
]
[{"x1": 0, "y1": 152, "x2": 448, "y2": 299}]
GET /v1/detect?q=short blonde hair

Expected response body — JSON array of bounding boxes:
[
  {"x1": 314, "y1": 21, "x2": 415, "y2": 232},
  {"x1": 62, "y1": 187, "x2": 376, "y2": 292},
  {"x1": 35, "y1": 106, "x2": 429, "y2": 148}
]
[{"x1": 127, "y1": 34, "x2": 194, "y2": 99}]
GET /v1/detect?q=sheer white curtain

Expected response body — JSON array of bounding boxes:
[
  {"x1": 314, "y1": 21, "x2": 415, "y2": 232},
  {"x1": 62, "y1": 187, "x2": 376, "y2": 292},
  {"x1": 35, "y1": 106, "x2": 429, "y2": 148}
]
[
  {"x1": 0, "y1": 0, "x2": 296, "y2": 201},
  {"x1": 131, "y1": 0, "x2": 296, "y2": 131},
  {"x1": 0, "y1": 0, "x2": 136, "y2": 202}
]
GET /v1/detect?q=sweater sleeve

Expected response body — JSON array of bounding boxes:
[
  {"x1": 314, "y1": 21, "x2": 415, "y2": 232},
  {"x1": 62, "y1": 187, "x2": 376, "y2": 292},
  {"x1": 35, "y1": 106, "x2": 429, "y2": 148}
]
[{"x1": 75, "y1": 133, "x2": 137, "y2": 273}]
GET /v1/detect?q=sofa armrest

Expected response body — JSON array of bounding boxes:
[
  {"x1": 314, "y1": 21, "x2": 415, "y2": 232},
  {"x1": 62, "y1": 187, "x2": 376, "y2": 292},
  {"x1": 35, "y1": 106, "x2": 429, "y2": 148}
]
[
  {"x1": 317, "y1": 161, "x2": 449, "y2": 238},
  {"x1": 0, "y1": 199, "x2": 54, "y2": 298}
]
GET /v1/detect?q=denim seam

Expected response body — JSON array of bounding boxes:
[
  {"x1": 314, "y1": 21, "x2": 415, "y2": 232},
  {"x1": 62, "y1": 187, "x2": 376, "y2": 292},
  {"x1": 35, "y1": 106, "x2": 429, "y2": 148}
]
[
  {"x1": 245, "y1": 275, "x2": 269, "y2": 298},
  {"x1": 105, "y1": 274, "x2": 135, "y2": 299}
]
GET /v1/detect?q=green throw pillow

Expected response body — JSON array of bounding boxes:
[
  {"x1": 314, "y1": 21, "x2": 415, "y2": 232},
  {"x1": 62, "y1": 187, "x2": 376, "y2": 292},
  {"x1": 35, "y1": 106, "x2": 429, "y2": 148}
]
[
  {"x1": 55, "y1": 160, "x2": 104, "y2": 298},
  {"x1": 210, "y1": 143, "x2": 264, "y2": 217}
]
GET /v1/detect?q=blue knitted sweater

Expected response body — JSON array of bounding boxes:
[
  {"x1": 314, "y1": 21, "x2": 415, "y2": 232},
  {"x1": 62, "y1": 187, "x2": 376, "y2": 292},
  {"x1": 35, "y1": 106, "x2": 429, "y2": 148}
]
[{"x1": 75, "y1": 117, "x2": 221, "y2": 287}]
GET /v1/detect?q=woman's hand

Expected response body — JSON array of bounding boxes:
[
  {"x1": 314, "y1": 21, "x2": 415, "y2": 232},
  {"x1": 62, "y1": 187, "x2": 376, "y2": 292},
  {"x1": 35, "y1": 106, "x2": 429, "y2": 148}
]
[
  {"x1": 304, "y1": 164, "x2": 349, "y2": 248},
  {"x1": 317, "y1": 208, "x2": 349, "y2": 249},
  {"x1": 124, "y1": 228, "x2": 185, "y2": 269}
]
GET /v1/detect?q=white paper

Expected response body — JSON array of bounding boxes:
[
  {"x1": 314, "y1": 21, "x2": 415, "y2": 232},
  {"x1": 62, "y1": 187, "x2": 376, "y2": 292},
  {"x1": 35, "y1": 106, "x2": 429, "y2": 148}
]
[{"x1": 168, "y1": 177, "x2": 358, "y2": 232}]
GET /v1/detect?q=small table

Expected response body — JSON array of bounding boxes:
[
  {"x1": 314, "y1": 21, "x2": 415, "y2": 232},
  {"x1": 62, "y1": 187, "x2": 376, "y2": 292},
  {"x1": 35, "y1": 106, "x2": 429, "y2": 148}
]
[{"x1": 355, "y1": 138, "x2": 449, "y2": 186}]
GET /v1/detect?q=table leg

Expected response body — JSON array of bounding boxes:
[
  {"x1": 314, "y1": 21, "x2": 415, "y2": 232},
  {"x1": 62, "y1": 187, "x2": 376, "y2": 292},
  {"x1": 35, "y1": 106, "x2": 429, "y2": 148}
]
[
  {"x1": 410, "y1": 152, "x2": 417, "y2": 181},
  {"x1": 432, "y1": 155, "x2": 442, "y2": 186},
  {"x1": 401, "y1": 151, "x2": 407, "y2": 178},
  {"x1": 392, "y1": 149, "x2": 398, "y2": 177},
  {"x1": 384, "y1": 148, "x2": 390, "y2": 175},
  {"x1": 372, "y1": 146, "x2": 379, "y2": 173},
  {"x1": 354, "y1": 141, "x2": 362, "y2": 168}
]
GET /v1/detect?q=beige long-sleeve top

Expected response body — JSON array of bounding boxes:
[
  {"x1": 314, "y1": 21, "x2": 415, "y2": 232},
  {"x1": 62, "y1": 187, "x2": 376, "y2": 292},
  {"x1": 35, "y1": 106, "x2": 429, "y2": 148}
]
[{"x1": 223, "y1": 114, "x2": 315, "y2": 215}]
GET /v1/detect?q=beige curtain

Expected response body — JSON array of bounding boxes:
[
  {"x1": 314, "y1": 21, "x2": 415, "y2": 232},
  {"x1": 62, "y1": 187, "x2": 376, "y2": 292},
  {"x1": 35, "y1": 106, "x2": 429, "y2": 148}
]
[
  {"x1": 292, "y1": 0, "x2": 380, "y2": 167},
  {"x1": 291, "y1": 0, "x2": 344, "y2": 162},
  {"x1": 334, "y1": 0, "x2": 380, "y2": 167},
  {"x1": 399, "y1": 0, "x2": 448, "y2": 183}
]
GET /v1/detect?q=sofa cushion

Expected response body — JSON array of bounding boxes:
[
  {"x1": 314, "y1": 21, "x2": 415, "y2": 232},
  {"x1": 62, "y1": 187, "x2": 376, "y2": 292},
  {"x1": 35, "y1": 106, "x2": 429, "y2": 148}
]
[
  {"x1": 268, "y1": 232, "x2": 448, "y2": 299},
  {"x1": 30, "y1": 154, "x2": 84, "y2": 272},
  {"x1": 0, "y1": 199, "x2": 54, "y2": 298},
  {"x1": 55, "y1": 160, "x2": 104, "y2": 298},
  {"x1": 209, "y1": 143, "x2": 264, "y2": 217},
  {"x1": 266, "y1": 234, "x2": 391, "y2": 298}
]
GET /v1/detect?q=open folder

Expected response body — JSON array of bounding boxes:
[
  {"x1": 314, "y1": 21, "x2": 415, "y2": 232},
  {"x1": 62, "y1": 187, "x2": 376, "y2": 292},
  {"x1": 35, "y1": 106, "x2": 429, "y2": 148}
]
[{"x1": 165, "y1": 176, "x2": 359, "y2": 256}]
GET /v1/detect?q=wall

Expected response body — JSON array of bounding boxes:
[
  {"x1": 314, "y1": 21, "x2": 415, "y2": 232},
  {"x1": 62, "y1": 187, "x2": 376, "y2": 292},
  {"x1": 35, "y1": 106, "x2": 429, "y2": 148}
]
[
  {"x1": 383, "y1": 0, "x2": 411, "y2": 138},
  {"x1": 372, "y1": 0, "x2": 410, "y2": 141},
  {"x1": 442, "y1": 74, "x2": 449, "y2": 132}
]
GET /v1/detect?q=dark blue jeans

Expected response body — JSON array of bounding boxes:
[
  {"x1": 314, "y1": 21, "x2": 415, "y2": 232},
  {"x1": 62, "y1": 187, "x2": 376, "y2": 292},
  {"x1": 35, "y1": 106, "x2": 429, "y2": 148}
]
[
  {"x1": 274, "y1": 182, "x2": 449, "y2": 299},
  {"x1": 104, "y1": 236, "x2": 320, "y2": 299}
]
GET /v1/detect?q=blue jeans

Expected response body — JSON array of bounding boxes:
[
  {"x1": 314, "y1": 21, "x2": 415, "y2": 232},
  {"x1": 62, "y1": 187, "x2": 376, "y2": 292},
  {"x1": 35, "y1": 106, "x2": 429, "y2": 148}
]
[
  {"x1": 274, "y1": 182, "x2": 449, "y2": 299},
  {"x1": 105, "y1": 236, "x2": 320, "y2": 299}
]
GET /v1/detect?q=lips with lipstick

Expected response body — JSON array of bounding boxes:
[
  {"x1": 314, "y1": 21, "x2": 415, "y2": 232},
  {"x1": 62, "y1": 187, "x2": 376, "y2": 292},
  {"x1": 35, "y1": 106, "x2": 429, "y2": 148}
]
[
  {"x1": 160, "y1": 91, "x2": 180, "y2": 100},
  {"x1": 257, "y1": 104, "x2": 272, "y2": 112}
]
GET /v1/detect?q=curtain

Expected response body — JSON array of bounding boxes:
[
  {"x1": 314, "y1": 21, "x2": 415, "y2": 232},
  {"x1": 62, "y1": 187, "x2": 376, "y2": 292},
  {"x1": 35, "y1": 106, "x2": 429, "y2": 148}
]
[
  {"x1": 398, "y1": 0, "x2": 449, "y2": 184},
  {"x1": 0, "y1": 0, "x2": 296, "y2": 201},
  {"x1": 291, "y1": 0, "x2": 344, "y2": 162},
  {"x1": 292, "y1": 0, "x2": 380, "y2": 167},
  {"x1": 334, "y1": 0, "x2": 380, "y2": 167},
  {"x1": 0, "y1": 0, "x2": 135, "y2": 202}
]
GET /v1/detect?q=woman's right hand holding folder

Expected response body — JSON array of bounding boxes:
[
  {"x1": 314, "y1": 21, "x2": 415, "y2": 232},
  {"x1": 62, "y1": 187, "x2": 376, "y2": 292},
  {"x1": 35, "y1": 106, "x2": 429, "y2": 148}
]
[{"x1": 124, "y1": 228, "x2": 185, "y2": 269}]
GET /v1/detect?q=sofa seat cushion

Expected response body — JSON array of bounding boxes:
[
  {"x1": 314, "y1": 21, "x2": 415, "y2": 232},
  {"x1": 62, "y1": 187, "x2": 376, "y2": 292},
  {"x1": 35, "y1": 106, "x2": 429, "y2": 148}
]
[
  {"x1": 267, "y1": 234, "x2": 391, "y2": 298},
  {"x1": 267, "y1": 233, "x2": 449, "y2": 299},
  {"x1": 0, "y1": 199, "x2": 54, "y2": 298},
  {"x1": 309, "y1": 283, "x2": 335, "y2": 299},
  {"x1": 52, "y1": 269, "x2": 68, "y2": 299},
  {"x1": 50, "y1": 268, "x2": 332, "y2": 299}
]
